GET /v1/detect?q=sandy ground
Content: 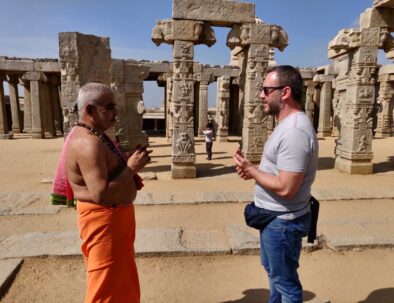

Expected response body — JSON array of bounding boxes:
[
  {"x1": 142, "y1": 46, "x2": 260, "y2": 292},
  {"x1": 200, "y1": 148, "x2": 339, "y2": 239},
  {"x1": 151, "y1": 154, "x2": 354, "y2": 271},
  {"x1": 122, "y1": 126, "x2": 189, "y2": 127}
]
[{"x1": 1, "y1": 135, "x2": 394, "y2": 302}]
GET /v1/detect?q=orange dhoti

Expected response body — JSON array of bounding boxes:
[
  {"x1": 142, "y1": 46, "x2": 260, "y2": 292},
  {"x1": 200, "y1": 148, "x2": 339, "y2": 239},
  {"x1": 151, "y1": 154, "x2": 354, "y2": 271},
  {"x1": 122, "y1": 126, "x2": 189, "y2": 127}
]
[{"x1": 77, "y1": 201, "x2": 140, "y2": 303}]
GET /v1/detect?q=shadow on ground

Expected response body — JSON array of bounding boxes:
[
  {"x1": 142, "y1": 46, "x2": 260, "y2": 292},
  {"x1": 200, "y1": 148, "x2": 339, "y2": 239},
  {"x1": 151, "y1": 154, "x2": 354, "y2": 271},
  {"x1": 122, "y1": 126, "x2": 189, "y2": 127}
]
[
  {"x1": 196, "y1": 164, "x2": 236, "y2": 178},
  {"x1": 317, "y1": 157, "x2": 335, "y2": 170},
  {"x1": 373, "y1": 156, "x2": 394, "y2": 173},
  {"x1": 219, "y1": 288, "x2": 316, "y2": 303},
  {"x1": 358, "y1": 288, "x2": 394, "y2": 303}
]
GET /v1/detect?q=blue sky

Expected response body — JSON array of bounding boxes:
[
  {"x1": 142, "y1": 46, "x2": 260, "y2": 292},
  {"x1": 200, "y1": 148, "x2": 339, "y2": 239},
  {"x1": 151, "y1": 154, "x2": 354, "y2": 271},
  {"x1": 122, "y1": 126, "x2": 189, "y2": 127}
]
[{"x1": 0, "y1": 0, "x2": 388, "y2": 107}]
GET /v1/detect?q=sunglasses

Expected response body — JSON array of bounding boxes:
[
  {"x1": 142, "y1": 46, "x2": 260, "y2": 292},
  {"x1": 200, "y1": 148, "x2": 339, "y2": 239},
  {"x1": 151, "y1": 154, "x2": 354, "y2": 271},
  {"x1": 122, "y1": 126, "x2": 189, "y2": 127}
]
[{"x1": 261, "y1": 86, "x2": 285, "y2": 96}]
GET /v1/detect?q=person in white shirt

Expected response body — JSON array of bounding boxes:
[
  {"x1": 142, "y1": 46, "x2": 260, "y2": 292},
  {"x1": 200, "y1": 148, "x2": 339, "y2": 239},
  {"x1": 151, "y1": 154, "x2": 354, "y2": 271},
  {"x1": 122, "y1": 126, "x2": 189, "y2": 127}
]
[{"x1": 202, "y1": 123, "x2": 214, "y2": 160}]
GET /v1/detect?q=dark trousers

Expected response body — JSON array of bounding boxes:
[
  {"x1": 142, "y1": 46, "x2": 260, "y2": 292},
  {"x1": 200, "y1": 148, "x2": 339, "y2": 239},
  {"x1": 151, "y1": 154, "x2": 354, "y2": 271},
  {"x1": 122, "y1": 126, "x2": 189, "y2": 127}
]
[{"x1": 206, "y1": 142, "x2": 213, "y2": 160}]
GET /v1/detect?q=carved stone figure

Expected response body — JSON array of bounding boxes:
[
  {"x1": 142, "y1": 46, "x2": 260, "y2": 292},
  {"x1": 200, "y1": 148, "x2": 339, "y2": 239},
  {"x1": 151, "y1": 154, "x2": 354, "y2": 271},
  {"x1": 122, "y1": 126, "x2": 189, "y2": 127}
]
[{"x1": 175, "y1": 132, "x2": 193, "y2": 155}]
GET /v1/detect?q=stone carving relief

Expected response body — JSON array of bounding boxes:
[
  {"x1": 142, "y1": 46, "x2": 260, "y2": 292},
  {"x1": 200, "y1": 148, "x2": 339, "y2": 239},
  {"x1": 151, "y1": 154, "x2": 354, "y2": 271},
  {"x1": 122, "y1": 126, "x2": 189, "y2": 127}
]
[{"x1": 175, "y1": 132, "x2": 193, "y2": 155}]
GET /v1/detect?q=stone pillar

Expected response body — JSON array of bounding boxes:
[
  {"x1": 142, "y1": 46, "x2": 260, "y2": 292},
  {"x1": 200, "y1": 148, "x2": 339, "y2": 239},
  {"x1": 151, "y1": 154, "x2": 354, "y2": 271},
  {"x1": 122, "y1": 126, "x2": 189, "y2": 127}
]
[
  {"x1": 59, "y1": 32, "x2": 112, "y2": 136},
  {"x1": 111, "y1": 59, "x2": 149, "y2": 152},
  {"x1": 334, "y1": 43, "x2": 378, "y2": 174},
  {"x1": 166, "y1": 77, "x2": 174, "y2": 142},
  {"x1": 375, "y1": 74, "x2": 393, "y2": 137},
  {"x1": 171, "y1": 40, "x2": 196, "y2": 178},
  {"x1": 7, "y1": 75, "x2": 22, "y2": 133},
  {"x1": 198, "y1": 80, "x2": 209, "y2": 137},
  {"x1": 227, "y1": 22, "x2": 288, "y2": 163},
  {"x1": 216, "y1": 76, "x2": 230, "y2": 141},
  {"x1": 20, "y1": 78, "x2": 32, "y2": 133},
  {"x1": 304, "y1": 81, "x2": 316, "y2": 123},
  {"x1": 25, "y1": 71, "x2": 47, "y2": 139},
  {"x1": 316, "y1": 75, "x2": 334, "y2": 138},
  {"x1": 242, "y1": 43, "x2": 270, "y2": 163},
  {"x1": 0, "y1": 74, "x2": 12, "y2": 139},
  {"x1": 41, "y1": 79, "x2": 56, "y2": 138},
  {"x1": 49, "y1": 75, "x2": 63, "y2": 136}
]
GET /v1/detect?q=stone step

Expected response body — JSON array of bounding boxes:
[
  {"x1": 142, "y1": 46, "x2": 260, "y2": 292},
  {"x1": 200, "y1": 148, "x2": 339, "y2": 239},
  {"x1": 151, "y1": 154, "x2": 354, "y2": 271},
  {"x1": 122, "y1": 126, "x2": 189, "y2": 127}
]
[
  {"x1": 2, "y1": 187, "x2": 394, "y2": 216},
  {"x1": 2, "y1": 221, "x2": 394, "y2": 259},
  {"x1": 0, "y1": 258, "x2": 23, "y2": 296}
]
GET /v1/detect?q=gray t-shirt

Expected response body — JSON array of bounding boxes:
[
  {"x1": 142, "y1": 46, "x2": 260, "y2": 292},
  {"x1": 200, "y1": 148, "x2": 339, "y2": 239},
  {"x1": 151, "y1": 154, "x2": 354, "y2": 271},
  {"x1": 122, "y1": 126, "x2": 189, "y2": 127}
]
[{"x1": 254, "y1": 111, "x2": 318, "y2": 219}]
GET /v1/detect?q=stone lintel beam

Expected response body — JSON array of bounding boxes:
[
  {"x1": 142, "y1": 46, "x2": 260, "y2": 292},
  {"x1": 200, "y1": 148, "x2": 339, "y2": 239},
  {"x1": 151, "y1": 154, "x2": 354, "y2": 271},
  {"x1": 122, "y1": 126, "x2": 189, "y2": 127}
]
[
  {"x1": 304, "y1": 79, "x2": 317, "y2": 87},
  {"x1": 0, "y1": 59, "x2": 34, "y2": 71},
  {"x1": 299, "y1": 69, "x2": 315, "y2": 80},
  {"x1": 360, "y1": 7, "x2": 394, "y2": 31},
  {"x1": 24, "y1": 71, "x2": 48, "y2": 82},
  {"x1": 33, "y1": 61, "x2": 60, "y2": 73},
  {"x1": 0, "y1": 58, "x2": 59, "y2": 73},
  {"x1": 172, "y1": 0, "x2": 255, "y2": 26}
]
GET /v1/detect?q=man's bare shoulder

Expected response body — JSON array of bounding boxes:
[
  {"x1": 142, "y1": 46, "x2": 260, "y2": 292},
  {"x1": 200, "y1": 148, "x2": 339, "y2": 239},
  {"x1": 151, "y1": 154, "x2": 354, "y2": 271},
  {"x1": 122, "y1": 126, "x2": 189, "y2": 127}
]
[{"x1": 67, "y1": 128, "x2": 104, "y2": 159}]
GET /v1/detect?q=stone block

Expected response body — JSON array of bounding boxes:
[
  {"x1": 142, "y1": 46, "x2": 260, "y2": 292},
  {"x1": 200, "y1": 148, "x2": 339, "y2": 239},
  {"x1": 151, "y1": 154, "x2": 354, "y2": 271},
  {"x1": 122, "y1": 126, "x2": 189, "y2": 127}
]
[
  {"x1": 33, "y1": 61, "x2": 61, "y2": 72},
  {"x1": 135, "y1": 228, "x2": 185, "y2": 256},
  {"x1": 0, "y1": 192, "x2": 61, "y2": 216},
  {"x1": 0, "y1": 59, "x2": 33, "y2": 71},
  {"x1": 225, "y1": 225, "x2": 260, "y2": 254},
  {"x1": 171, "y1": 163, "x2": 196, "y2": 179},
  {"x1": 0, "y1": 258, "x2": 23, "y2": 295},
  {"x1": 360, "y1": 7, "x2": 394, "y2": 30},
  {"x1": 334, "y1": 157, "x2": 373, "y2": 174},
  {"x1": 0, "y1": 231, "x2": 81, "y2": 258},
  {"x1": 180, "y1": 229, "x2": 230, "y2": 254},
  {"x1": 173, "y1": 20, "x2": 204, "y2": 41},
  {"x1": 172, "y1": 0, "x2": 255, "y2": 26}
]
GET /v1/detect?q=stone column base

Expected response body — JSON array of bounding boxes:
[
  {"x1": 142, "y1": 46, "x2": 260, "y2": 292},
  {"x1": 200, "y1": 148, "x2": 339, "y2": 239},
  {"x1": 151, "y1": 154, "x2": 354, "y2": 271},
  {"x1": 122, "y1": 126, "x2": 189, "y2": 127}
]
[
  {"x1": 171, "y1": 163, "x2": 196, "y2": 179},
  {"x1": 32, "y1": 131, "x2": 44, "y2": 139},
  {"x1": 317, "y1": 131, "x2": 332, "y2": 139},
  {"x1": 335, "y1": 157, "x2": 373, "y2": 174},
  {"x1": 217, "y1": 136, "x2": 228, "y2": 142},
  {"x1": 0, "y1": 133, "x2": 13, "y2": 139}
]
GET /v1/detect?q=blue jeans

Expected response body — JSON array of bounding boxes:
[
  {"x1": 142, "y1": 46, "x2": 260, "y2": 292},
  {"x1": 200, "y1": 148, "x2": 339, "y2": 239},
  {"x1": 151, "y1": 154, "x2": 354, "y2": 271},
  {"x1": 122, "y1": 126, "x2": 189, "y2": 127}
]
[{"x1": 260, "y1": 212, "x2": 311, "y2": 303}]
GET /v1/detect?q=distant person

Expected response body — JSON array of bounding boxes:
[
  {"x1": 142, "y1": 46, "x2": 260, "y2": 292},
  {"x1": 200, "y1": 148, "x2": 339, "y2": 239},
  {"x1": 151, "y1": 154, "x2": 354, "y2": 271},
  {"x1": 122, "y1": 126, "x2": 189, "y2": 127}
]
[
  {"x1": 63, "y1": 83, "x2": 151, "y2": 303},
  {"x1": 203, "y1": 123, "x2": 214, "y2": 160},
  {"x1": 233, "y1": 66, "x2": 318, "y2": 302}
]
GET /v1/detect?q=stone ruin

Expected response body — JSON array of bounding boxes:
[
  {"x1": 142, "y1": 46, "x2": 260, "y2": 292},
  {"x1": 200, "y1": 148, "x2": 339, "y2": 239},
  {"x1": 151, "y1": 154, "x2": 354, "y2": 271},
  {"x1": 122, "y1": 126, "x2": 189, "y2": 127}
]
[{"x1": 0, "y1": 0, "x2": 393, "y2": 177}]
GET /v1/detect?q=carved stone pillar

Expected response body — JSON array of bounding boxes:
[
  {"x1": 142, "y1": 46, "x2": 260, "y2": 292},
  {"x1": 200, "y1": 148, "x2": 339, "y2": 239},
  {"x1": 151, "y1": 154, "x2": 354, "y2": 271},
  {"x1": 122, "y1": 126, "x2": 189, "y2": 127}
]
[
  {"x1": 7, "y1": 75, "x2": 22, "y2": 133},
  {"x1": 0, "y1": 74, "x2": 12, "y2": 139},
  {"x1": 216, "y1": 76, "x2": 230, "y2": 141},
  {"x1": 335, "y1": 44, "x2": 378, "y2": 174},
  {"x1": 376, "y1": 74, "x2": 393, "y2": 137},
  {"x1": 111, "y1": 59, "x2": 149, "y2": 152},
  {"x1": 227, "y1": 22, "x2": 288, "y2": 163},
  {"x1": 171, "y1": 40, "x2": 196, "y2": 178},
  {"x1": 242, "y1": 43, "x2": 270, "y2": 163},
  {"x1": 198, "y1": 79, "x2": 209, "y2": 137},
  {"x1": 316, "y1": 76, "x2": 334, "y2": 138},
  {"x1": 25, "y1": 71, "x2": 47, "y2": 139},
  {"x1": 166, "y1": 77, "x2": 174, "y2": 142},
  {"x1": 59, "y1": 32, "x2": 112, "y2": 136},
  {"x1": 20, "y1": 78, "x2": 32, "y2": 133},
  {"x1": 304, "y1": 80, "x2": 316, "y2": 123}
]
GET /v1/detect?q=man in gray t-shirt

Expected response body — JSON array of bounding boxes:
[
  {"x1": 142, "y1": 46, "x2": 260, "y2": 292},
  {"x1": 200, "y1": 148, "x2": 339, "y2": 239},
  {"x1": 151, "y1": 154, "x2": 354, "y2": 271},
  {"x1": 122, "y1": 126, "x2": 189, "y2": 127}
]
[{"x1": 233, "y1": 65, "x2": 318, "y2": 303}]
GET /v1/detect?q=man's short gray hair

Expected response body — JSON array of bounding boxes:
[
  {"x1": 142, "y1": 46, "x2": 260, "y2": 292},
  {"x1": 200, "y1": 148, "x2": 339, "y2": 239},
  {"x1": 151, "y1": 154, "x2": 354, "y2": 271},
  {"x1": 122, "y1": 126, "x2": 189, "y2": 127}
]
[{"x1": 77, "y1": 83, "x2": 113, "y2": 114}]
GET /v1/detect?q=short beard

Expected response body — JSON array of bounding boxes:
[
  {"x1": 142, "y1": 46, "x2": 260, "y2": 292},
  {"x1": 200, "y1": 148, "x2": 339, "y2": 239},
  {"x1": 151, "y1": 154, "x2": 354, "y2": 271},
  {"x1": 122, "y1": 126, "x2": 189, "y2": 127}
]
[{"x1": 264, "y1": 97, "x2": 283, "y2": 116}]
